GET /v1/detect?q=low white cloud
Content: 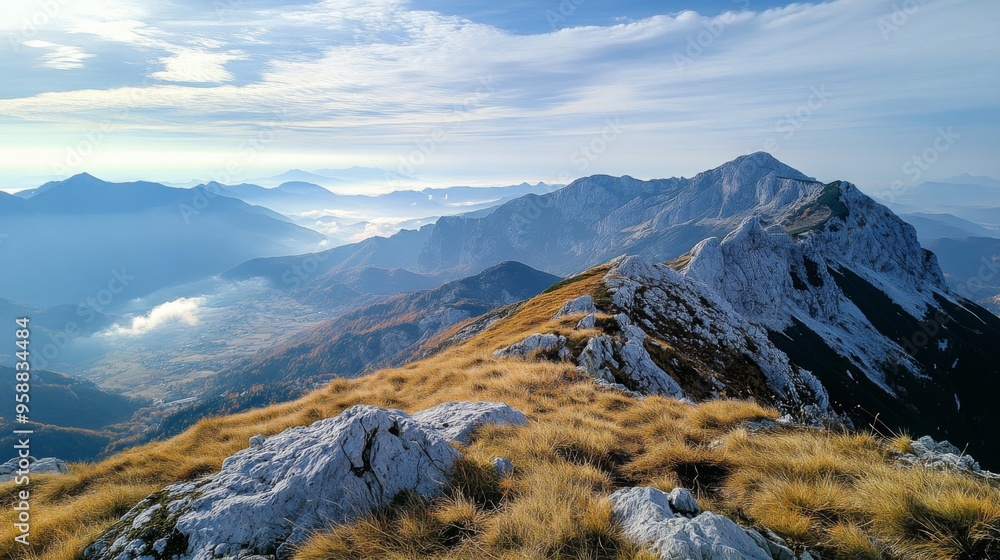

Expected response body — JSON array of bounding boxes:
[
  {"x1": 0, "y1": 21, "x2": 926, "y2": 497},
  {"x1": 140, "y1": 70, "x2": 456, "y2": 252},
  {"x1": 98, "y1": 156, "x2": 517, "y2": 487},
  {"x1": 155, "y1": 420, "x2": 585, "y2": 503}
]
[{"x1": 106, "y1": 296, "x2": 205, "y2": 336}]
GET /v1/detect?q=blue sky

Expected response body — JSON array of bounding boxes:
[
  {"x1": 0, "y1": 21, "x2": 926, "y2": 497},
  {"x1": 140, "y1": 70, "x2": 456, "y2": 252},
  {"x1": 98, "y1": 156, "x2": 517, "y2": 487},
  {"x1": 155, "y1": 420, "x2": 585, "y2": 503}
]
[{"x1": 0, "y1": 0, "x2": 997, "y2": 192}]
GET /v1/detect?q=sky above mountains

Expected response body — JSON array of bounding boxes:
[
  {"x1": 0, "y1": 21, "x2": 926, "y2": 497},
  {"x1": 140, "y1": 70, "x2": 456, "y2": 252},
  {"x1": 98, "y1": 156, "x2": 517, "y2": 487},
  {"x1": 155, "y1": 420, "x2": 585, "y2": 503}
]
[{"x1": 1, "y1": 0, "x2": 997, "y2": 191}]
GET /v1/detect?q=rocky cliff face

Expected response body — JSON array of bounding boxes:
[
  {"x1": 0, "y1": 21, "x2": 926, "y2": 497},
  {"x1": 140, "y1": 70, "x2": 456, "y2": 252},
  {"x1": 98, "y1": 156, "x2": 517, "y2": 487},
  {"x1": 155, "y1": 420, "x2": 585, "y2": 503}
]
[{"x1": 488, "y1": 162, "x2": 1000, "y2": 465}]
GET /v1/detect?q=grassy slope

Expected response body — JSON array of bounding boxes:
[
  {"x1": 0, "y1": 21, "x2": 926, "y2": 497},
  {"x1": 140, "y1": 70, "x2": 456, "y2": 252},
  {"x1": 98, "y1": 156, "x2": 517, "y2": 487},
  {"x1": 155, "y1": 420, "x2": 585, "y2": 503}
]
[{"x1": 3, "y1": 266, "x2": 999, "y2": 560}]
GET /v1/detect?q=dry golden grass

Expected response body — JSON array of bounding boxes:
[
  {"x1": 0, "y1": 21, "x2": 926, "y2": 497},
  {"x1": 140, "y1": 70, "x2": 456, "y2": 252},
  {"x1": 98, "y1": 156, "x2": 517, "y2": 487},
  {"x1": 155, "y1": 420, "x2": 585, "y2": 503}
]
[{"x1": 4, "y1": 267, "x2": 999, "y2": 560}]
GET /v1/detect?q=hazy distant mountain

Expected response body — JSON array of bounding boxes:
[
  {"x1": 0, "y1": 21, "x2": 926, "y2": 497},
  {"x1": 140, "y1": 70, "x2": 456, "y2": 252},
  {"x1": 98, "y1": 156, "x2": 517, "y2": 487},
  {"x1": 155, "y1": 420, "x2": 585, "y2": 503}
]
[
  {"x1": 210, "y1": 179, "x2": 559, "y2": 220},
  {"x1": 0, "y1": 298, "x2": 114, "y2": 366},
  {"x1": 252, "y1": 169, "x2": 347, "y2": 187},
  {"x1": 227, "y1": 154, "x2": 827, "y2": 281},
  {"x1": 924, "y1": 237, "x2": 1000, "y2": 310},
  {"x1": 900, "y1": 212, "x2": 999, "y2": 242},
  {"x1": 936, "y1": 173, "x2": 1000, "y2": 188},
  {"x1": 877, "y1": 178, "x2": 1000, "y2": 226},
  {"x1": 0, "y1": 173, "x2": 327, "y2": 306}
]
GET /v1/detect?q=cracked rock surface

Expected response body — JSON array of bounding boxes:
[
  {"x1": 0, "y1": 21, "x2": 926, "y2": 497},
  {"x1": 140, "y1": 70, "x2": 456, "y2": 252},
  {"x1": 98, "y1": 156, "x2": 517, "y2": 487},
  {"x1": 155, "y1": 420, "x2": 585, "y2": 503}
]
[
  {"x1": 493, "y1": 333, "x2": 570, "y2": 360},
  {"x1": 610, "y1": 486, "x2": 809, "y2": 560},
  {"x1": 84, "y1": 405, "x2": 460, "y2": 560},
  {"x1": 412, "y1": 401, "x2": 528, "y2": 445}
]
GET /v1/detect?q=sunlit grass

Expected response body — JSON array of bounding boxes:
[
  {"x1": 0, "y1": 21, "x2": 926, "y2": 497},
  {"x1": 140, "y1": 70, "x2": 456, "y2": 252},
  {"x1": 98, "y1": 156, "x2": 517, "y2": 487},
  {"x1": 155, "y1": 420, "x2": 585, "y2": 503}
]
[{"x1": 4, "y1": 267, "x2": 998, "y2": 560}]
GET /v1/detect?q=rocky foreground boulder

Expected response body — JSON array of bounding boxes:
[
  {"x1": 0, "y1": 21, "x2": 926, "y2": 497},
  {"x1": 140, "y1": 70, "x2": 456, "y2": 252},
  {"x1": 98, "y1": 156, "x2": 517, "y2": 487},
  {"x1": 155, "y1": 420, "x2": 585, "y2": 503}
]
[
  {"x1": 84, "y1": 402, "x2": 525, "y2": 560},
  {"x1": 610, "y1": 486, "x2": 816, "y2": 560}
]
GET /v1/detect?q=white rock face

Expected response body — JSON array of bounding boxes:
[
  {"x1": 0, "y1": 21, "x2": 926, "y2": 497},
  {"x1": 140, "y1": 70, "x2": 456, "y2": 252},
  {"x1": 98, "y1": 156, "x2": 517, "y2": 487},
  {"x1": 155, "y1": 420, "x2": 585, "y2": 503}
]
[
  {"x1": 85, "y1": 405, "x2": 460, "y2": 560},
  {"x1": 610, "y1": 486, "x2": 803, "y2": 560},
  {"x1": 553, "y1": 295, "x2": 597, "y2": 318},
  {"x1": 682, "y1": 215, "x2": 921, "y2": 394},
  {"x1": 411, "y1": 401, "x2": 529, "y2": 445},
  {"x1": 605, "y1": 256, "x2": 831, "y2": 420},
  {"x1": 0, "y1": 456, "x2": 69, "y2": 481},
  {"x1": 493, "y1": 333, "x2": 570, "y2": 360},
  {"x1": 85, "y1": 402, "x2": 529, "y2": 560}
]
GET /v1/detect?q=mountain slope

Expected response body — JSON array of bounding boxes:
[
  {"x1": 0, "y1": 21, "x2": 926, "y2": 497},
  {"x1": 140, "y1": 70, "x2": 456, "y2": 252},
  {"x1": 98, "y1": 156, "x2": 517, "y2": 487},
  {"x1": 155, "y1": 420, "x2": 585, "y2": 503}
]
[
  {"x1": 0, "y1": 174, "x2": 326, "y2": 306},
  {"x1": 218, "y1": 261, "x2": 560, "y2": 390},
  {"x1": 462, "y1": 170, "x2": 999, "y2": 465},
  {"x1": 135, "y1": 262, "x2": 560, "y2": 443},
  {"x1": 0, "y1": 367, "x2": 147, "y2": 460}
]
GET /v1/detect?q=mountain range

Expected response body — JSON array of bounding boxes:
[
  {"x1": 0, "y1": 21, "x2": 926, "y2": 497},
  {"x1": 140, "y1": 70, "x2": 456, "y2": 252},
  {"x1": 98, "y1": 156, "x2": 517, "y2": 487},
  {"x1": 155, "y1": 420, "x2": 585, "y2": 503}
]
[
  {"x1": 0, "y1": 173, "x2": 326, "y2": 306},
  {"x1": 7, "y1": 154, "x2": 1000, "y2": 560},
  {"x1": 202, "y1": 178, "x2": 559, "y2": 220}
]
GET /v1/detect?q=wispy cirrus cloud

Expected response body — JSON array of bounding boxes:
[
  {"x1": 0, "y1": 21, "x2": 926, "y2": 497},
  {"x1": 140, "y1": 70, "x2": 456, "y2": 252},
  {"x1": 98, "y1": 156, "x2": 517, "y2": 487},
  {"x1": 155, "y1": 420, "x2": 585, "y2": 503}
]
[
  {"x1": 22, "y1": 39, "x2": 94, "y2": 69},
  {"x1": 0, "y1": 0, "x2": 997, "y2": 187}
]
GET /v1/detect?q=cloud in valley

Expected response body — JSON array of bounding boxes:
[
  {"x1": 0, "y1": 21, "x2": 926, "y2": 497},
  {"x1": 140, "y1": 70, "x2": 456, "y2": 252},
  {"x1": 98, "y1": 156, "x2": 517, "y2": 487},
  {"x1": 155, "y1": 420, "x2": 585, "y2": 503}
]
[{"x1": 106, "y1": 296, "x2": 205, "y2": 336}]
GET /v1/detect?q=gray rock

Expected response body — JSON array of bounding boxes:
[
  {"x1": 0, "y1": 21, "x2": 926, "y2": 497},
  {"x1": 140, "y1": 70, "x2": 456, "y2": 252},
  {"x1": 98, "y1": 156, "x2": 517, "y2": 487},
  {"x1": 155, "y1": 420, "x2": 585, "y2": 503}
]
[
  {"x1": 493, "y1": 333, "x2": 570, "y2": 360},
  {"x1": 897, "y1": 435, "x2": 999, "y2": 479},
  {"x1": 248, "y1": 435, "x2": 265, "y2": 448},
  {"x1": 412, "y1": 401, "x2": 528, "y2": 445},
  {"x1": 492, "y1": 457, "x2": 514, "y2": 477},
  {"x1": 610, "y1": 486, "x2": 799, "y2": 560},
  {"x1": 577, "y1": 313, "x2": 597, "y2": 329},
  {"x1": 0, "y1": 456, "x2": 69, "y2": 481},
  {"x1": 666, "y1": 488, "x2": 700, "y2": 517},
  {"x1": 84, "y1": 405, "x2": 460, "y2": 560},
  {"x1": 553, "y1": 295, "x2": 597, "y2": 318}
]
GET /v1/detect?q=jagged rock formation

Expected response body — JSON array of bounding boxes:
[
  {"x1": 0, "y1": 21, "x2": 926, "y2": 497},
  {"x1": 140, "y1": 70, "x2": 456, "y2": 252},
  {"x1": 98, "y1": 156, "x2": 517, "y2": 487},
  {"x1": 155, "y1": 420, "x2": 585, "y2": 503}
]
[
  {"x1": 610, "y1": 486, "x2": 812, "y2": 560},
  {"x1": 84, "y1": 402, "x2": 526, "y2": 560},
  {"x1": 576, "y1": 314, "x2": 687, "y2": 399}
]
